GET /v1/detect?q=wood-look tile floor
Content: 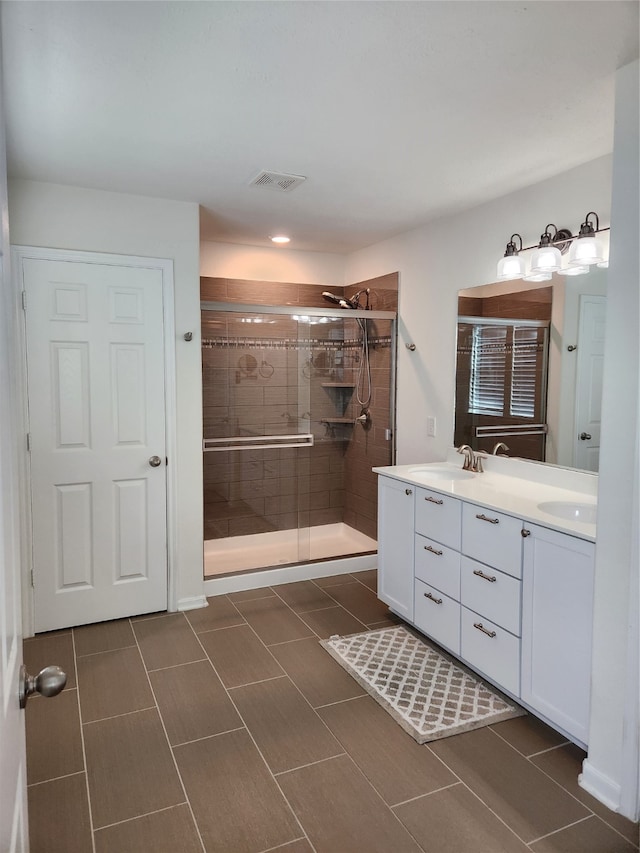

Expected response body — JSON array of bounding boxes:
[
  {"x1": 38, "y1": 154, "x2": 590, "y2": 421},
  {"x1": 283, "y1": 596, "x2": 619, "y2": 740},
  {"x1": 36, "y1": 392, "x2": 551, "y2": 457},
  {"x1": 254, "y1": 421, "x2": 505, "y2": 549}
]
[{"x1": 25, "y1": 570, "x2": 639, "y2": 853}]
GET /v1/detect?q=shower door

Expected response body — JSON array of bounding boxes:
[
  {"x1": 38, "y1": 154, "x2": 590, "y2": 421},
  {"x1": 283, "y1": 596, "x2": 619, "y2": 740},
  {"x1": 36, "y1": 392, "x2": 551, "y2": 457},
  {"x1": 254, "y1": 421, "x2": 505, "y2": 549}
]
[
  {"x1": 202, "y1": 308, "x2": 313, "y2": 574},
  {"x1": 202, "y1": 303, "x2": 397, "y2": 577}
]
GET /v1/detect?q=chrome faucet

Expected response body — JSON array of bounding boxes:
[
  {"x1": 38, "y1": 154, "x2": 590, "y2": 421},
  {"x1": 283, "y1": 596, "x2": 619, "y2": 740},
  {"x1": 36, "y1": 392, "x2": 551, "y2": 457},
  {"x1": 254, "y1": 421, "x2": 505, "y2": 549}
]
[
  {"x1": 492, "y1": 441, "x2": 510, "y2": 456},
  {"x1": 457, "y1": 444, "x2": 474, "y2": 471},
  {"x1": 457, "y1": 444, "x2": 486, "y2": 473}
]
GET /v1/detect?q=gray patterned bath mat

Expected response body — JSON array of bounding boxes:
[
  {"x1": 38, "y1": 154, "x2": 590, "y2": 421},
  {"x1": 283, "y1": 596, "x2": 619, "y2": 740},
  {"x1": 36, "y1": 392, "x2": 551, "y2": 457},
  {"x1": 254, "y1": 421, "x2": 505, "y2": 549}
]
[{"x1": 321, "y1": 626, "x2": 524, "y2": 743}]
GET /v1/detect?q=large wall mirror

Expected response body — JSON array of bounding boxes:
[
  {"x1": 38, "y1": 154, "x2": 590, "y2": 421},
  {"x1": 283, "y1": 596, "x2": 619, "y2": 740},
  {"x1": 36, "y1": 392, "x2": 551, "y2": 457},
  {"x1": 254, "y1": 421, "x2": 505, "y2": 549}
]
[{"x1": 454, "y1": 266, "x2": 607, "y2": 472}]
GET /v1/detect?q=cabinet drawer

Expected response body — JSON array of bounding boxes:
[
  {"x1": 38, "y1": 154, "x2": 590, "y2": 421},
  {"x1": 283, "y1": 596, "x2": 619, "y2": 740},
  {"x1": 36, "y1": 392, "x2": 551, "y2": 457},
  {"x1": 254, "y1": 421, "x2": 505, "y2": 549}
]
[
  {"x1": 415, "y1": 534, "x2": 460, "y2": 600},
  {"x1": 414, "y1": 579, "x2": 460, "y2": 655},
  {"x1": 460, "y1": 556, "x2": 521, "y2": 636},
  {"x1": 415, "y1": 488, "x2": 461, "y2": 549},
  {"x1": 461, "y1": 503, "x2": 522, "y2": 578},
  {"x1": 460, "y1": 607, "x2": 520, "y2": 697}
]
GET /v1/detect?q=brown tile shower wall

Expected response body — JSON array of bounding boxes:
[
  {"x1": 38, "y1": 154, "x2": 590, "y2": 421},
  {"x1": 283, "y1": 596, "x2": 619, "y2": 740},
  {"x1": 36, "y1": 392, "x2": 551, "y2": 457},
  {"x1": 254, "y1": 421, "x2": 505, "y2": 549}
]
[{"x1": 201, "y1": 275, "x2": 398, "y2": 543}]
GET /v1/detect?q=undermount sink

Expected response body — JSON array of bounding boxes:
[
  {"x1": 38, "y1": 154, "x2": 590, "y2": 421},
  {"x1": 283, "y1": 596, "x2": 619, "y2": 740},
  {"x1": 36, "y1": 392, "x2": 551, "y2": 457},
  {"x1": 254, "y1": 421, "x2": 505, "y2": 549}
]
[
  {"x1": 537, "y1": 501, "x2": 597, "y2": 524},
  {"x1": 407, "y1": 465, "x2": 475, "y2": 481}
]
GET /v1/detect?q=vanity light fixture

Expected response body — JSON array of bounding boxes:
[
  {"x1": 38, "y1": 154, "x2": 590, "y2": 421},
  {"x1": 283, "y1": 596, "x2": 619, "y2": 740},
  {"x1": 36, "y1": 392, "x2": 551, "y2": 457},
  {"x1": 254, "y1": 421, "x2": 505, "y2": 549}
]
[
  {"x1": 497, "y1": 211, "x2": 608, "y2": 281},
  {"x1": 496, "y1": 234, "x2": 526, "y2": 281},
  {"x1": 568, "y1": 212, "x2": 604, "y2": 266},
  {"x1": 270, "y1": 235, "x2": 290, "y2": 244}
]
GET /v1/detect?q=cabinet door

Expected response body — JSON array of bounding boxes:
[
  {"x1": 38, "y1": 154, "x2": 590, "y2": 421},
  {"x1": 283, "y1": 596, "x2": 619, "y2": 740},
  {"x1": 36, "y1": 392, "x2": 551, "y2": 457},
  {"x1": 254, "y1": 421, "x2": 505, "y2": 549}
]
[
  {"x1": 377, "y1": 476, "x2": 415, "y2": 620},
  {"x1": 521, "y1": 524, "x2": 595, "y2": 745}
]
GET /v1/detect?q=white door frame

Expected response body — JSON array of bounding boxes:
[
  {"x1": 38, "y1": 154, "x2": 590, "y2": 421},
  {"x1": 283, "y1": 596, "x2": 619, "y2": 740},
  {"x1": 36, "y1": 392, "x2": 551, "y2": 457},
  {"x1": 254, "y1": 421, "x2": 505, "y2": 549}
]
[{"x1": 11, "y1": 245, "x2": 179, "y2": 638}]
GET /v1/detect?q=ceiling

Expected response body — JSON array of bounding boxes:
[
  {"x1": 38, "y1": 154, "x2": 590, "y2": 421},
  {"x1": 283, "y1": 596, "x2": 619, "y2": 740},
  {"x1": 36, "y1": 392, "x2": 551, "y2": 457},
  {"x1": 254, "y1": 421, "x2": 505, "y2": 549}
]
[{"x1": 1, "y1": 1, "x2": 638, "y2": 253}]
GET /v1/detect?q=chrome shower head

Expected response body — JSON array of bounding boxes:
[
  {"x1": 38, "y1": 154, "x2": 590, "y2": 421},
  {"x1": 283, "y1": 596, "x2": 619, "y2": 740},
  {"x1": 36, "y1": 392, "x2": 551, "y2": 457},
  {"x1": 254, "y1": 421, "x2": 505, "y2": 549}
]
[{"x1": 322, "y1": 291, "x2": 352, "y2": 309}]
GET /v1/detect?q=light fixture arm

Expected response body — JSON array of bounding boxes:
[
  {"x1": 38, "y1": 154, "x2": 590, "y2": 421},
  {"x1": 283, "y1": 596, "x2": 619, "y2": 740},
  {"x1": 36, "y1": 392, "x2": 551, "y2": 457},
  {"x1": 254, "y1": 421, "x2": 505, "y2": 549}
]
[
  {"x1": 578, "y1": 211, "x2": 600, "y2": 237},
  {"x1": 504, "y1": 233, "x2": 523, "y2": 256}
]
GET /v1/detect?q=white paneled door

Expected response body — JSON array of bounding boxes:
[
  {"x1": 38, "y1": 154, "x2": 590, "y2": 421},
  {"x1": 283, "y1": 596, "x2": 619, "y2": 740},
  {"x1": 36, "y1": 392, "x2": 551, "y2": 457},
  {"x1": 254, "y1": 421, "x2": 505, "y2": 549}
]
[
  {"x1": 574, "y1": 295, "x2": 606, "y2": 472},
  {"x1": 23, "y1": 256, "x2": 169, "y2": 632},
  {"x1": 1, "y1": 253, "x2": 28, "y2": 851}
]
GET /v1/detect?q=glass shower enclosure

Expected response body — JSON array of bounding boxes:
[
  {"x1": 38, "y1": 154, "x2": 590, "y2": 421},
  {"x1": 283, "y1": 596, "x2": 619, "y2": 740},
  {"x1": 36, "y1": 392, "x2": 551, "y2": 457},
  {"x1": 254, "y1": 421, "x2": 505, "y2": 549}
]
[{"x1": 202, "y1": 302, "x2": 397, "y2": 577}]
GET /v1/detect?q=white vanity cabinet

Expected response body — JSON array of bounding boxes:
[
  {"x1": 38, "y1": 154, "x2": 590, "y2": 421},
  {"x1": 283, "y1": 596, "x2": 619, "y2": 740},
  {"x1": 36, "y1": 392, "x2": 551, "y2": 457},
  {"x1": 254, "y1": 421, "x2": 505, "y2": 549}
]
[
  {"x1": 375, "y1": 467, "x2": 596, "y2": 747},
  {"x1": 521, "y1": 523, "x2": 595, "y2": 745},
  {"x1": 377, "y1": 475, "x2": 416, "y2": 620}
]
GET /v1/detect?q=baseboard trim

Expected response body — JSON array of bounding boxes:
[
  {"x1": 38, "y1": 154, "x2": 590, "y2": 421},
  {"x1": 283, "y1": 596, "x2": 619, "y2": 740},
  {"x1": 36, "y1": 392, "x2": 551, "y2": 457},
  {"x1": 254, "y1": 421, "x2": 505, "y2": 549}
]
[
  {"x1": 579, "y1": 760, "x2": 622, "y2": 812},
  {"x1": 204, "y1": 554, "x2": 377, "y2": 597},
  {"x1": 176, "y1": 594, "x2": 209, "y2": 612}
]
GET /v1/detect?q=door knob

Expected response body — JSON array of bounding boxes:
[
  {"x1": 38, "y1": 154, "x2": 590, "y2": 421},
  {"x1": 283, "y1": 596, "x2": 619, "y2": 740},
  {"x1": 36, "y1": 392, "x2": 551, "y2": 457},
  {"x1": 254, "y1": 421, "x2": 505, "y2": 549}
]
[
  {"x1": 19, "y1": 665, "x2": 67, "y2": 709},
  {"x1": 149, "y1": 455, "x2": 163, "y2": 467},
  {"x1": 579, "y1": 433, "x2": 592, "y2": 441}
]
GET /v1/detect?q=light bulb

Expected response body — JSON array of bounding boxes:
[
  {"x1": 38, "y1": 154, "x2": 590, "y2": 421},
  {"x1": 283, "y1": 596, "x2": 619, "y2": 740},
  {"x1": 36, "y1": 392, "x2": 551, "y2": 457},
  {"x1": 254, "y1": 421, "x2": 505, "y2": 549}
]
[{"x1": 568, "y1": 235, "x2": 604, "y2": 266}]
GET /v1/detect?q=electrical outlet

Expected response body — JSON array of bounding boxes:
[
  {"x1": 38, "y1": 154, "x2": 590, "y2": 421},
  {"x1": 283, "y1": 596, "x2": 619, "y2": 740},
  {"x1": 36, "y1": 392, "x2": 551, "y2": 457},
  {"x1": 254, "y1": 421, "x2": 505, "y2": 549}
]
[{"x1": 427, "y1": 416, "x2": 436, "y2": 437}]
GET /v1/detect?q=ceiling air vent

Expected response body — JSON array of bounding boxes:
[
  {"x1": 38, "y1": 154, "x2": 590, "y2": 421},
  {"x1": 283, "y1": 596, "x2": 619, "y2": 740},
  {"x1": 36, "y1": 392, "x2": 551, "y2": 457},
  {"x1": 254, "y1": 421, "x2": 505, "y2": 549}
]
[{"x1": 249, "y1": 170, "x2": 307, "y2": 192}]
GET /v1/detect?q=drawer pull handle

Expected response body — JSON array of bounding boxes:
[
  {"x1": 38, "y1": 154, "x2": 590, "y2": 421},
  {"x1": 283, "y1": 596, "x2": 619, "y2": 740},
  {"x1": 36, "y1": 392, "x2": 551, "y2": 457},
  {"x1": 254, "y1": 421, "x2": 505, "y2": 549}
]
[
  {"x1": 405, "y1": 488, "x2": 413, "y2": 495},
  {"x1": 476, "y1": 513, "x2": 499, "y2": 524},
  {"x1": 425, "y1": 496, "x2": 444, "y2": 505},
  {"x1": 473, "y1": 569, "x2": 497, "y2": 583},
  {"x1": 425, "y1": 545, "x2": 443, "y2": 556},
  {"x1": 473, "y1": 622, "x2": 497, "y2": 638},
  {"x1": 424, "y1": 592, "x2": 443, "y2": 605}
]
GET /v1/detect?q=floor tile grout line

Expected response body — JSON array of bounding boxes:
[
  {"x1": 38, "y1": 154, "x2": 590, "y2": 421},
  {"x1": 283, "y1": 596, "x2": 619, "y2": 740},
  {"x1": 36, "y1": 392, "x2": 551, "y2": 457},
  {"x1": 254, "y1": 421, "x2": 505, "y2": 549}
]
[
  {"x1": 273, "y1": 751, "x2": 348, "y2": 777},
  {"x1": 527, "y1": 813, "x2": 594, "y2": 845},
  {"x1": 27, "y1": 769, "x2": 87, "y2": 789},
  {"x1": 75, "y1": 643, "x2": 138, "y2": 659},
  {"x1": 70, "y1": 628, "x2": 98, "y2": 853},
  {"x1": 313, "y1": 693, "x2": 368, "y2": 711},
  {"x1": 146, "y1": 657, "x2": 209, "y2": 673},
  {"x1": 525, "y1": 741, "x2": 571, "y2": 758},
  {"x1": 129, "y1": 621, "x2": 208, "y2": 853},
  {"x1": 92, "y1": 801, "x2": 190, "y2": 834},
  {"x1": 130, "y1": 612, "x2": 172, "y2": 624},
  {"x1": 273, "y1": 579, "x2": 377, "y2": 637},
  {"x1": 81, "y1": 705, "x2": 160, "y2": 726},
  {"x1": 389, "y1": 780, "x2": 462, "y2": 810},
  {"x1": 227, "y1": 674, "x2": 289, "y2": 691},
  {"x1": 189, "y1": 620, "x2": 248, "y2": 636},
  {"x1": 424, "y1": 743, "x2": 533, "y2": 848},
  {"x1": 183, "y1": 612, "x2": 318, "y2": 853},
  {"x1": 257, "y1": 837, "x2": 309, "y2": 853},
  {"x1": 266, "y1": 634, "x2": 317, "y2": 647},
  {"x1": 171, "y1": 726, "x2": 247, "y2": 750},
  {"x1": 295, "y1": 602, "x2": 370, "y2": 639}
]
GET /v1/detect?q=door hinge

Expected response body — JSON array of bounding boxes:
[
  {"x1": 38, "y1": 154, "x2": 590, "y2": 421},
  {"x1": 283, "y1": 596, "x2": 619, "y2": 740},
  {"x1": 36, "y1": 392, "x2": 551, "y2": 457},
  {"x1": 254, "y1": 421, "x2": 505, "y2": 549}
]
[
  {"x1": 30, "y1": 568, "x2": 34, "y2": 587},
  {"x1": 26, "y1": 433, "x2": 31, "y2": 452},
  {"x1": 21, "y1": 291, "x2": 27, "y2": 311}
]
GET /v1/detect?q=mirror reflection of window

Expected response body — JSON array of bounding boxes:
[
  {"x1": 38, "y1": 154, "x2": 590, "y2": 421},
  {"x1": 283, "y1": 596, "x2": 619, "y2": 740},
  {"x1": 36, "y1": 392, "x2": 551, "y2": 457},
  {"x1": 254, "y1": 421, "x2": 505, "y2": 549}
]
[{"x1": 456, "y1": 317, "x2": 549, "y2": 461}]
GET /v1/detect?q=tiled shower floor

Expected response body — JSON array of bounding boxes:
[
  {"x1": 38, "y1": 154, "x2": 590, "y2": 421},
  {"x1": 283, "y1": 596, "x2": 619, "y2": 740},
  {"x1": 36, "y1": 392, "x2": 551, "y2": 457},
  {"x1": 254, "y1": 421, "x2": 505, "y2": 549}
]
[{"x1": 24, "y1": 571, "x2": 638, "y2": 853}]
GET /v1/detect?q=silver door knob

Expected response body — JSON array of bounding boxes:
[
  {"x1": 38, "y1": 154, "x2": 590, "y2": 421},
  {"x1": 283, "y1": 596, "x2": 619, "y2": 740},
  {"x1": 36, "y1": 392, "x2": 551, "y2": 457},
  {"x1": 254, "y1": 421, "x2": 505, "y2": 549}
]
[
  {"x1": 149, "y1": 455, "x2": 163, "y2": 467},
  {"x1": 19, "y1": 665, "x2": 66, "y2": 709},
  {"x1": 579, "y1": 432, "x2": 592, "y2": 441}
]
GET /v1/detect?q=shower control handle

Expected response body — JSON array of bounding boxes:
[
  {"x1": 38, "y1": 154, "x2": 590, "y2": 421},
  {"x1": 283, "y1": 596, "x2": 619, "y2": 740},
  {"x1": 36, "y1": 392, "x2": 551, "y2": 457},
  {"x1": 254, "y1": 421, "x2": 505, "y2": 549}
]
[{"x1": 149, "y1": 456, "x2": 163, "y2": 468}]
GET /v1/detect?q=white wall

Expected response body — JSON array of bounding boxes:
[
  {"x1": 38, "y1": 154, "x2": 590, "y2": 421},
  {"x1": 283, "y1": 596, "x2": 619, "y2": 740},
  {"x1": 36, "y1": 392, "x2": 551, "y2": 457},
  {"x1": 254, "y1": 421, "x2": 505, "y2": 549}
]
[
  {"x1": 344, "y1": 154, "x2": 613, "y2": 464},
  {"x1": 8, "y1": 179, "x2": 204, "y2": 610},
  {"x1": 200, "y1": 240, "x2": 345, "y2": 285},
  {"x1": 582, "y1": 60, "x2": 639, "y2": 820}
]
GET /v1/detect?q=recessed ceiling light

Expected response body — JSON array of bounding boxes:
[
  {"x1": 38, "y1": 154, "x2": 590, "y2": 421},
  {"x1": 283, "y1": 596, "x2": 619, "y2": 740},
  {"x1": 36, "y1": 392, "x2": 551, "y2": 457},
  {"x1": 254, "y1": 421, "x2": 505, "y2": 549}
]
[{"x1": 270, "y1": 235, "x2": 290, "y2": 244}]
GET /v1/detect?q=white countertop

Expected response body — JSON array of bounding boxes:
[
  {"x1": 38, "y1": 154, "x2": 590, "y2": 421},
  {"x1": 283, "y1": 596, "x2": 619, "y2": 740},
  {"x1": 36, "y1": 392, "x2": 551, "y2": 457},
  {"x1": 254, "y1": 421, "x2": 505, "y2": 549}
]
[{"x1": 374, "y1": 450, "x2": 598, "y2": 542}]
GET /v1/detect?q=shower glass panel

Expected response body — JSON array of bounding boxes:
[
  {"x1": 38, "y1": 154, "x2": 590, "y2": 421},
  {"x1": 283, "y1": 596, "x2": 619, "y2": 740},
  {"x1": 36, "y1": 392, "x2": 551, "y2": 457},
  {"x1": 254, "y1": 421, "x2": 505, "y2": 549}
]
[{"x1": 202, "y1": 303, "x2": 396, "y2": 577}]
